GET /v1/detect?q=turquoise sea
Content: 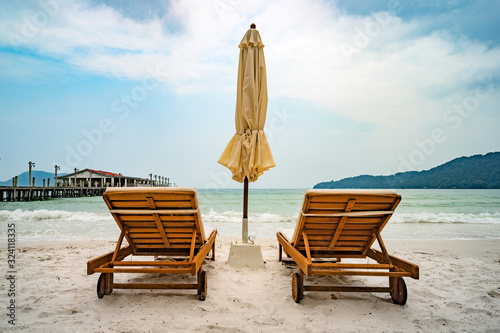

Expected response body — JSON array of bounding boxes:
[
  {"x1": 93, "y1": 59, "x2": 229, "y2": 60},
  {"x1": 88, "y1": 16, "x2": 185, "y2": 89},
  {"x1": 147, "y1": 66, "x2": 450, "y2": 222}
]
[{"x1": 1, "y1": 189, "x2": 500, "y2": 242}]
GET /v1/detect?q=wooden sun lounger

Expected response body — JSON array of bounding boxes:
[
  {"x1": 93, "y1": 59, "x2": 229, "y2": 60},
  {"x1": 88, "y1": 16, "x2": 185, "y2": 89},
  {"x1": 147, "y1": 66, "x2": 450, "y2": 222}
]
[
  {"x1": 277, "y1": 190, "x2": 419, "y2": 305},
  {"x1": 87, "y1": 187, "x2": 217, "y2": 301}
]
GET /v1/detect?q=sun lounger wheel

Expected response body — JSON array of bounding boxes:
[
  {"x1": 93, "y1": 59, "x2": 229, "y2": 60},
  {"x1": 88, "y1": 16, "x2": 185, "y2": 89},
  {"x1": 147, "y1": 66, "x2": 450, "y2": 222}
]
[
  {"x1": 390, "y1": 277, "x2": 407, "y2": 306},
  {"x1": 97, "y1": 273, "x2": 106, "y2": 299},
  {"x1": 292, "y1": 273, "x2": 302, "y2": 303},
  {"x1": 198, "y1": 270, "x2": 207, "y2": 301},
  {"x1": 107, "y1": 274, "x2": 113, "y2": 295},
  {"x1": 97, "y1": 273, "x2": 113, "y2": 299}
]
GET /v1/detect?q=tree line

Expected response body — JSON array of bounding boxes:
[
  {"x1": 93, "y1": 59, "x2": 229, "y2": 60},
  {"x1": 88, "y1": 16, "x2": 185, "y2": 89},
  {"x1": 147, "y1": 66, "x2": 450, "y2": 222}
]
[{"x1": 314, "y1": 152, "x2": 500, "y2": 189}]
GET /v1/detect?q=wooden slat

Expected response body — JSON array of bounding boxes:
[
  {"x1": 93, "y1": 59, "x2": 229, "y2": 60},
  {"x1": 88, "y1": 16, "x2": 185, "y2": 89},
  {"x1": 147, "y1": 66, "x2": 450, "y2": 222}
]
[
  {"x1": 112, "y1": 261, "x2": 191, "y2": 267},
  {"x1": 352, "y1": 203, "x2": 394, "y2": 211},
  {"x1": 110, "y1": 228, "x2": 127, "y2": 263},
  {"x1": 127, "y1": 227, "x2": 196, "y2": 234},
  {"x1": 303, "y1": 231, "x2": 312, "y2": 262},
  {"x1": 120, "y1": 215, "x2": 196, "y2": 222},
  {"x1": 146, "y1": 197, "x2": 157, "y2": 209},
  {"x1": 135, "y1": 244, "x2": 193, "y2": 249},
  {"x1": 307, "y1": 235, "x2": 335, "y2": 241},
  {"x1": 164, "y1": 228, "x2": 198, "y2": 234},
  {"x1": 153, "y1": 213, "x2": 170, "y2": 248},
  {"x1": 328, "y1": 215, "x2": 349, "y2": 250},
  {"x1": 113, "y1": 283, "x2": 197, "y2": 290},
  {"x1": 103, "y1": 192, "x2": 193, "y2": 202},
  {"x1": 304, "y1": 286, "x2": 391, "y2": 293},
  {"x1": 345, "y1": 199, "x2": 356, "y2": 211},
  {"x1": 303, "y1": 223, "x2": 337, "y2": 230},
  {"x1": 308, "y1": 223, "x2": 375, "y2": 233},
  {"x1": 303, "y1": 221, "x2": 382, "y2": 229},
  {"x1": 154, "y1": 201, "x2": 195, "y2": 209},
  {"x1": 191, "y1": 201, "x2": 204, "y2": 245},
  {"x1": 312, "y1": 263, "x2": 392, "y2": 269},
  {"x1": 127, "y1": 228, "x2": 178, "y2": 234},
  {"x1": 133, "y1": 237, "x2": 202, "y2": 244},
  {"x1": 305, "y1": 217, "x2": 342, "y2": 223},
  {"x1": 124, "y1": 221, "x2": 195, "y2": 229},
  {"x1": 305, "y1": 216, "x2": 383, "y2": 223},
  {"x1": 128, "y1": 231, "x2": 194, "y2": 237},
  {"x1": 108, "y1": 201, "x2": 194, "y2": 209},
  {"x1": 129, "y1": 237, "x2": 196, "y2": 244},
  {"x1": 339, "y1": 224, "x2": 380, "y2": 230},
  {"x1": 310, "y1": 270, "x2": 413, "y2": 277},
  {"x1": 308, "y1": 241, "x2": 330, "y2": 247},
  {"x1": 189, "y1": 230, "x2": 197, "y2": 262},
  {"x1": 110, "y1": 209, "x2": 199, "y2": 215},
  {"x1": 308, "y1": 202, "x2": 350, "y2": 210},
  {"x1": 122, "y1": 222, "x2": 157, "y2": 228},
  {"x1": 96, "y1": 267, "x2": 192, "y2": 274},
  {"x1": 302, "y1": 211, "x2": 394, "y2": 217},
  {"x1": 338, "y1": 235, "x2": 371, "y2": 241},
  {"x1": 307, "y1": 193, "x2": 397, "y2": 203},
  {"x1": 333, "y1": 241, "x2": 367, "y2": 246},
  {"x1": 297, "y1": 246, "x2": 364, "y2": 252},
  {"x1": 161, "y1": 222, "x2": 196, "y2": 227},
  {"x1": 132, "y1": 239, "x2": 167, "y2": 244}
]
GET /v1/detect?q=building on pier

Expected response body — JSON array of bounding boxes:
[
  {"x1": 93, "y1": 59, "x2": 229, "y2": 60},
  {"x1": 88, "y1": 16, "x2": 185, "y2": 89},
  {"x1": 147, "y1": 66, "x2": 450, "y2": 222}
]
[{"x1": 57, "y1": 168, "x2": 164, "y2": 187}]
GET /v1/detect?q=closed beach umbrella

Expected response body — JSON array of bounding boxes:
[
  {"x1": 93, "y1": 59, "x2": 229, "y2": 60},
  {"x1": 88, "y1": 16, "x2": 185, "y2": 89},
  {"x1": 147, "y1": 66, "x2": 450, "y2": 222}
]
[{"x1": 218, "y1": 23, "x2": 275, "y2": 242}]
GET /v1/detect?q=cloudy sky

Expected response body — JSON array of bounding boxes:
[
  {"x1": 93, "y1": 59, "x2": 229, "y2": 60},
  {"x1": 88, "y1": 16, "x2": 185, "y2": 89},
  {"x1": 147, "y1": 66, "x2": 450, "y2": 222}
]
[{"x1": 0, "y1": 0, "x2": 499, "y2": 189}]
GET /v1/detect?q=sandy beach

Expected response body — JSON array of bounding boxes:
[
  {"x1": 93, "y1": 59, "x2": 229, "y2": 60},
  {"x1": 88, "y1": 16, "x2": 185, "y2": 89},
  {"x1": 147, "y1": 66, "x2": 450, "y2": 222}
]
[{"x1": 2, "y1": 236, "x2": 500, "y2": 332}]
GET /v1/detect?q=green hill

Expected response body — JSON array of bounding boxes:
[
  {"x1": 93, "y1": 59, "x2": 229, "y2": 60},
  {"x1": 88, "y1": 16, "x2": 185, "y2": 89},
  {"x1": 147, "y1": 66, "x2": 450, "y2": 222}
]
[
  {"x1": 314, "y1": 152, "x2": 500, "y2": 189},
  {"x1": 0, "y1": 171, "x2": 66, "y2": 186}
]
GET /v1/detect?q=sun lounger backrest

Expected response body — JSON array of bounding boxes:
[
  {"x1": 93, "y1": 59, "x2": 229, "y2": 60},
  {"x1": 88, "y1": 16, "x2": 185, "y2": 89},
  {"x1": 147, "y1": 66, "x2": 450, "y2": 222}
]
[
  {"x1": 103, "y1": 187, "x2": 206, "y2": 252},
  {"x1": 292, "y1": 190, "x2": 401, "y2": 255}
]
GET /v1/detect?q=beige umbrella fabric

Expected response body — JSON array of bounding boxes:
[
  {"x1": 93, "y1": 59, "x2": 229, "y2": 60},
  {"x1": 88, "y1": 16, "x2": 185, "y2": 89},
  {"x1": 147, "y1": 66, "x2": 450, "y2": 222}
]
[{"x1": 218, "y1": 25, "x2": 275, "y2": 183}]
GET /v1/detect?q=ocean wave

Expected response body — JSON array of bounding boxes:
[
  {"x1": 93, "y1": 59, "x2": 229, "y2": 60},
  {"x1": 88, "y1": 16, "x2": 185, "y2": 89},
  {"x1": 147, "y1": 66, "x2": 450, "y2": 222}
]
[
  {"x1": 0, "y1": 209, "x2": 111, "y2": 222},
  {"x1": 1, "y1": 208, "x2": 499, "y2": 225},
  {"x1": 203, "y1": 209, "x2": 500, "y2": 225},
  {"x1": 392, "y1": 212, "x2": 500, "y2": 224},
  {"x1": 201, "y1": 209, "x2": 297, "y2": 224}
]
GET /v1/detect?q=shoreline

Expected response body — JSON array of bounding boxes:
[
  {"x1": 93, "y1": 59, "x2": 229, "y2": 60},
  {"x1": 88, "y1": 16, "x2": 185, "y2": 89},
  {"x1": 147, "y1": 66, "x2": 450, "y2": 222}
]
[
  {"x1": 2, "y1": 237, "x2": 499, "y2": 332},
  {"x1": 15, "y1": 236, "x2": 500, "y2": 253}
]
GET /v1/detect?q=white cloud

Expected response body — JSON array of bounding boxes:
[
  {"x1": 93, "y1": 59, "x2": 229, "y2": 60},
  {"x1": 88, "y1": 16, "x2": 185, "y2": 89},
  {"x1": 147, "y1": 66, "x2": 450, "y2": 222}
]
[{"x1": 2, "y1": 0, "x2": 498, "y2": 108}]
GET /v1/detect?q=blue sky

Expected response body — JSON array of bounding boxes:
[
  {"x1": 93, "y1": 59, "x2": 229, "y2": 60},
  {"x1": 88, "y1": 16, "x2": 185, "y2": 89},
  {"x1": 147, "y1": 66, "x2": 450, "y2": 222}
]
[{"x1": 0, "y1": 0, "x2": 499, "y2": 189}]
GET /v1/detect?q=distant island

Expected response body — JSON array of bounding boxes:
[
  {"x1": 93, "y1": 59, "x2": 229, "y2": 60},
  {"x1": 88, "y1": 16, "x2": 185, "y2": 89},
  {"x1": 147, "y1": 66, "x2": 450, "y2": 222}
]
[
  {"x1": 314, "y1": 152, "x2": 500, "y2": 189},
  {"x1": 0, "y1": 171, "x2": 65, "y2": 187}
]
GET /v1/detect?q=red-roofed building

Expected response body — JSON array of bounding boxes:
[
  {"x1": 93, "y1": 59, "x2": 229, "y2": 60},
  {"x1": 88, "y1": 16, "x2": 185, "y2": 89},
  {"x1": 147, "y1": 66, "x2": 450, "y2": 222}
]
[{"x1": 58, "y1": 168, "x2": 169, "y2": 187}]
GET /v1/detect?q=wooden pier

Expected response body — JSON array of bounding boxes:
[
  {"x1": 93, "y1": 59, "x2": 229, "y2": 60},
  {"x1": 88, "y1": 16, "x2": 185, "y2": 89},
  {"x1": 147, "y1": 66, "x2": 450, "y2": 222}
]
[
  {"x1": 1, "y1": 167, "x2": 172, "y2": 202},
  {"x1": 0, "y1": 185, "x2": 107, "y2": 202}
]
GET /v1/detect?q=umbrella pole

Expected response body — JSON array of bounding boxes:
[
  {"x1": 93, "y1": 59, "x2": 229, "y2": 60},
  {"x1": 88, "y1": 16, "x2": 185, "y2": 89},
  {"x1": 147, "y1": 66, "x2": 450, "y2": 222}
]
[{"x1": 242, "y1": 176, "x2": 248, "y2": 243}]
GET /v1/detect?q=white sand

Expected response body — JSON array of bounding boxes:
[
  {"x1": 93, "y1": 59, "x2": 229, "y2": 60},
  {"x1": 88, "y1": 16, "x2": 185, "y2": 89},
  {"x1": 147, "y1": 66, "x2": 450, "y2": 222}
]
[{"x1": 2, "y1": 236, "x2": 500, "y2": 332}]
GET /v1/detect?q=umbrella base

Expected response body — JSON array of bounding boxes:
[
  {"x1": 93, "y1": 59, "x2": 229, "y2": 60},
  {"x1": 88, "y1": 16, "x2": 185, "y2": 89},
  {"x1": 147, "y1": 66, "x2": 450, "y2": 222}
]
[{"x1": 227, "y1": 240, "x2": 265, "y2": 268}]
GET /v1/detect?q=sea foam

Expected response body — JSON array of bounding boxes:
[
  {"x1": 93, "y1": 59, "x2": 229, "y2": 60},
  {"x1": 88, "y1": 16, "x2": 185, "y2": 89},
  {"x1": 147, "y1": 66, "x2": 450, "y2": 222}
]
[
  {"x1": 1, "y1": 209, "x2": 499, "y2": 224},
  {"x1": 0, "y1": 209, "x2": 110, "y2": 222}
]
